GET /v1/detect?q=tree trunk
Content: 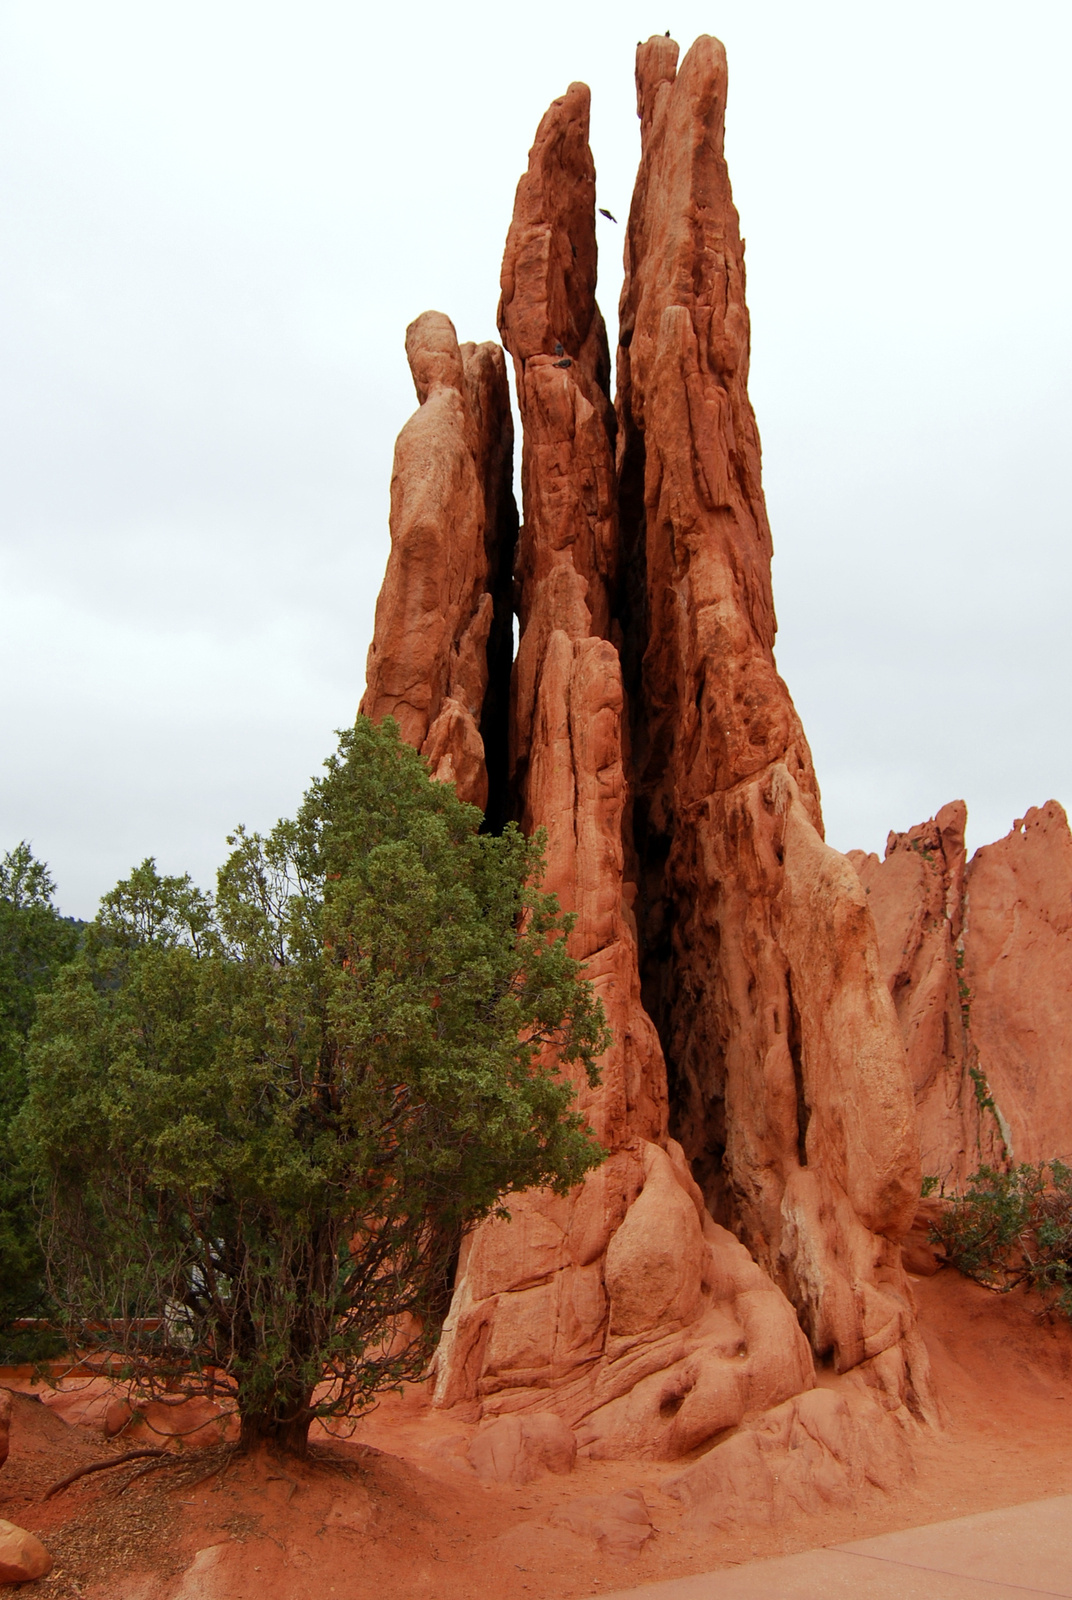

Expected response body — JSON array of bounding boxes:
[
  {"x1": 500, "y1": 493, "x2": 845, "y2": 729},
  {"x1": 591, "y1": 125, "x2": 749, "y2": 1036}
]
[{"x1": 238, "y1": 1405, "x2": 313, "y2": 1457}]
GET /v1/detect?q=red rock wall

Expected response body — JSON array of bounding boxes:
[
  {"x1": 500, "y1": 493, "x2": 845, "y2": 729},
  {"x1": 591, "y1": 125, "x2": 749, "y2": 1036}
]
[
  {"x1": 964, "y1": 803, "x2": 1072, "y2": 1164},
  {"x1": 848, "y1": 804, "x2": 996, "y2": 1189},
  {"x1": 855, "y1": 800, "x2": 1072, "y2": 1184},
  {"x1": 614, "y1": 36, "x2": 924, "y2": 1395}
]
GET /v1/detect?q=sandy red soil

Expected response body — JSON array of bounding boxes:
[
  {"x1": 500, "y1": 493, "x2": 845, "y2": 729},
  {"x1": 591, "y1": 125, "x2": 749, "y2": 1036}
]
[{"x1": 3, "y1": 1268, "x2": 1072, "y2": 1599}]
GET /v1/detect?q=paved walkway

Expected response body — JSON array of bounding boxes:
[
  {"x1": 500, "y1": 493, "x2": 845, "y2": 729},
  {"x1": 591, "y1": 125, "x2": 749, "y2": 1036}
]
[{"x1": 594, "y1": 1494, "x2": 1072, "y2": 1598}]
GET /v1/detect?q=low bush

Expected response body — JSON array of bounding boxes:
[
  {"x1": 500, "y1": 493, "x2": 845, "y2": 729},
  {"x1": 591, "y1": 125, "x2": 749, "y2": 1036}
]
[{"x1": 932, "y1": 1161, "x2": 1072, "y2": 1316}]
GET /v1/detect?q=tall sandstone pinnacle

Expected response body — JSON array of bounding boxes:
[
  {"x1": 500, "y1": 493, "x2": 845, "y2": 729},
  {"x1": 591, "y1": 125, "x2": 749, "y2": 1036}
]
[
  {"x1": 614, "y1": 35, "x2": 927, "y2": 1399},
  {"x1": 359, "y1": 309, "x2": 516, "y2": 821},
  {"x1": 362, "y1": 37, "x2": 934, "y2": 1465},
  {"x1": 498, "y1": 80, "x2": 664, "y2": 1150}
]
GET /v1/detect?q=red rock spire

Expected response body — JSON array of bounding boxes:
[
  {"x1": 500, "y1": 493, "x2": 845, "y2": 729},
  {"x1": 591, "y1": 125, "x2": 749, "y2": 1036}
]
[
  {"x1": 617, "y1": 37, "x2": 928, "y2": 1399},
  {"x1": 359, "y1": 311, "x2": 515, "y2": 813}
]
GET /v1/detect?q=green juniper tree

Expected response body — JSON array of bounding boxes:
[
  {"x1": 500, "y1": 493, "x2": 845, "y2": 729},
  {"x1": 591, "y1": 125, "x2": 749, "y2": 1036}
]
[
  {"x1": 0, "y1": 843, "x2": 82, "y2": 1357},
  {"x1": 21, "y1": 718, "x2": 608, "y2": 1454}
]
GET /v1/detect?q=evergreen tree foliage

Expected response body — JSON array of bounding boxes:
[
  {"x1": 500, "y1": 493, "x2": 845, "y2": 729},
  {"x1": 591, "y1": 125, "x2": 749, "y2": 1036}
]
[
  {"x1": 0, "y1": 843, "x2": 82, "y2": 1356},
  {"x1": 21, "y1": 719, "x2": 608, "y2": 1453}
]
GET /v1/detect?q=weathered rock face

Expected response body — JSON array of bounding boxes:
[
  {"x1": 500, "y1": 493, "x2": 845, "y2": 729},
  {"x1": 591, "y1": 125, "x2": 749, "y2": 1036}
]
[
  {"x1": 498, "y1": 80, "x2": 663, "y2": 1151},
  {"x1": 664, "y1": 1383, "x2": 912, "y2": 1532},
  {"x1": 848, "y1": 804, "x2": 996, "y2": 1189},
  {"x1": 362, "y1": 37, "x2": 935, "y2": 1459},
  {"x1": 435, "y1": 1136, "x2": 815, "y2": 1458},
  {"x1": 360, "y1": 310, "x2": 516, "y2": 817},
  {"x1": 964, "y1": 803, "x2": 1072, "y2": 1164},
  {"x1": 614, "y1": 35, "x2": 925, "y2": 1395},
  {"x1": 853, "y1": 800, "x2": 1072, "y2": 1184},
  {"x1": 430, "y1": 81, "x2": 812, "y2": 1457}
]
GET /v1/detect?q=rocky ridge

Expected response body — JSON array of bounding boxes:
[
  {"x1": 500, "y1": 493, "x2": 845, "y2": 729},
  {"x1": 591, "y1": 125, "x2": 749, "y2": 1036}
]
[{"x1": 850, "y1": 799, "x2": 1072, "y2": 1189}]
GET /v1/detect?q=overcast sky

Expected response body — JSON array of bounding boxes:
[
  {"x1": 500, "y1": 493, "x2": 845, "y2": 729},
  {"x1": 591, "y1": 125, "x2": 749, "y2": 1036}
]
[{"x1": 2, "y1": 0, "x2": 1069, "y2": 919}]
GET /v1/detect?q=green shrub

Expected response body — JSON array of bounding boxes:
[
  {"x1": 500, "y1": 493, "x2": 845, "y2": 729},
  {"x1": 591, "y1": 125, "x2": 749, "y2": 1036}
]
[{"x1": 932, "y1": 1161, "x2": 1072, "y2": 1317}]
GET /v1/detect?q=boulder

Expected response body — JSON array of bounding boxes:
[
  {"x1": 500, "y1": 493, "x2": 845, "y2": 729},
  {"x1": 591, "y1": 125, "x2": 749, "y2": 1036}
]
[
  {"x1": 105, "y1": 1397, "x2": 134, "y2": 1437},
  {"x1": 550, "y1": 1487, "x2": 653, "y2": 1558},
  {"x1": 0, "y1": 1520, "x2": 53, "y2": 1584},
  {"x1": 665, "y1": 1385, "x2": 911, "y2": 1532},
  {"x1": 467, "y1": 1413, "x2": 576, "y2": 1483}
]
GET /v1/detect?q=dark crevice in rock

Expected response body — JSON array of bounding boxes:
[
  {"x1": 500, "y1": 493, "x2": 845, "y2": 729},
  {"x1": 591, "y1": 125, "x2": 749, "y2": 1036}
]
[
  {"x1": 786, "y1": 971, "x2": 809, "y2": 1166},
  {"x1": 478, "y1": 432, "x2": 519, "y2": 838}
]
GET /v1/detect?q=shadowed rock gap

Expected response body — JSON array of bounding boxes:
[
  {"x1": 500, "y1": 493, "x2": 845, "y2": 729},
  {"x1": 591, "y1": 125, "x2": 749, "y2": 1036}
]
[
  {"x1": 785, "y1": 970, "x2": 808, "y2": 1168},
  {"x1": 473, "y1": 376, "x2": 519, "y2": 837}
]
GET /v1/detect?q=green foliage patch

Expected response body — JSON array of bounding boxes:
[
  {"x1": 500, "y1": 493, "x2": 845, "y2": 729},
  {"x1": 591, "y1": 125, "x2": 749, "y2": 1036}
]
[
  {"x1": 932, "y1": 1161, "x2": 1072, "y2": 1318},
  {"x1": 0, "y1": 843, "x2": 82, "y2": 1359}
]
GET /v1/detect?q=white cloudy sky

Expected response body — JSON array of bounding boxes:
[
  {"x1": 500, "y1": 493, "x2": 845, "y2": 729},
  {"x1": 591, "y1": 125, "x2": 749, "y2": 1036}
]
[{"x1": 1, "y1": 0, "x2": 1069, "y2": 918}]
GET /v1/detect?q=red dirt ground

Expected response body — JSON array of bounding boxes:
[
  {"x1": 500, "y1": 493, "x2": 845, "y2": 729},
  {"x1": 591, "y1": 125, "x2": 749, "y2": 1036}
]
[{"x1": 3, "y1": 1269, "x2": 1072, "y2": 1599}]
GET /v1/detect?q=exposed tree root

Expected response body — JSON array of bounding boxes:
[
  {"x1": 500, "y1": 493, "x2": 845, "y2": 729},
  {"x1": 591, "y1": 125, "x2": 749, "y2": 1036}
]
[{"x1": 43, "y1": 1447, "x2": 170, "y2": 1499}]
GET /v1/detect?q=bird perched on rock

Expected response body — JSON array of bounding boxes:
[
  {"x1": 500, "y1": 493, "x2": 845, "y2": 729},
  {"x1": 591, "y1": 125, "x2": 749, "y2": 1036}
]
[
  {"x1": 554, "y1": 341, "x2": 565, "y2": 356},
  {"x1": 598, "y1": 207, "x2": 617, "y2": 223}
]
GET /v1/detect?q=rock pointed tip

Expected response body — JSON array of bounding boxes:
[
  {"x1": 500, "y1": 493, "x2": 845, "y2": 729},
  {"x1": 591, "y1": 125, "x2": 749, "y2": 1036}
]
[
  {"x1": 936, "y1": 799, "x2": 968, "y2": 841},
  {"x1": 635, "y1": 34, "x2": 679, "y2": 122},
  {"x1": 533, "y1": 80, "x2": 591, "y2": 147},
  {"x1": 683, "y1": 34, "x2": 729, "y2": 73},
  {"x1": 404, "y1": 310, "x2": 463, "y2": 405}
]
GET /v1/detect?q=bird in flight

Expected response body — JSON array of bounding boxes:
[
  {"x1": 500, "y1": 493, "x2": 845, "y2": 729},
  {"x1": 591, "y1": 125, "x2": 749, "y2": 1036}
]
[{"x1": 598, "y1": 207, "x2": 618, "y2": 223}]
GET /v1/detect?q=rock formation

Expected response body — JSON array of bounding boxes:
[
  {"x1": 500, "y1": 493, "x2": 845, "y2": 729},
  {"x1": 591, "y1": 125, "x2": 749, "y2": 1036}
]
[
  {"x1": 847, "y1": 804, "x2": 996, "y2": 1189},
  {"x1": 612, "y1": 35, "x2": 925, "y2": 1403},
  {"x1": 0, "y1": 1519, "x2": 52, "y2": 1585},
  {"x1": 851, "y1": 800, "x2": 1072, "y2": 1186},
  {"x1": 361, "y1": 35, "x2": 935, "y2": 1467},
  {"x1": 432, "y1": 79, "x2": 815, "y2": 1461},
  {"x1": 359, "y1": 310, "x2": 516, "y2": 820},
  {"x1": 497, "y1": 80, "x2": 664, "y2": 1150},
  {"x1": 664, "y1": 1384, "x2": 911, "y2": 1532}
]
